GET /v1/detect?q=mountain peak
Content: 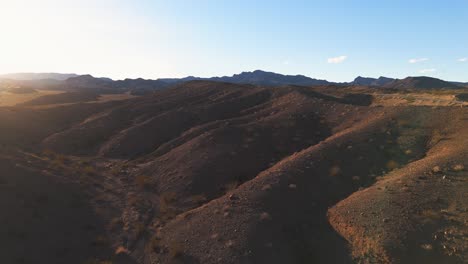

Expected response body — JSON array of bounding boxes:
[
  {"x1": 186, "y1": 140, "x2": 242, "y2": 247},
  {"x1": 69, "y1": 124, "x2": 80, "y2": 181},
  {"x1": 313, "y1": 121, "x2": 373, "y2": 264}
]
[
  {"x1": 384, "y1": 76, "x2": 460, "y2": 89},
  {"x1": 352, "y1": 76, "x2": 395, "y2": 86}
]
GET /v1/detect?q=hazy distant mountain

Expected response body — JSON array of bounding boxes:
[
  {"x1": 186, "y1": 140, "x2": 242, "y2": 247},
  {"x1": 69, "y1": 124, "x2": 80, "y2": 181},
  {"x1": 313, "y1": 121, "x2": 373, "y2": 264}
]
[
  {"x1": 63, "y1": 75, "x2": 169, "y2": 95},
  {"x1": 159, "y1": 76, "x2": 200, "y2": 84},
  {"x1": 213, "y1": 70, "x2": 330, "y2": 86},
  {"x1": 0, "y1": 78, "x2": 63, "y2": 90},
  {"x1": 0, "y1": 73, "x2": 79, "y2": 81},
  {"x1": 64, "y1": 75, "x2": 114, "y2": 89},
  {"x1": 451, "y1": 81, "x2": 468, "y2": 87},
  {"x1": 384, "y1": 77, "x2": 460, "y2": 89},
  {"x1": 2, "y1": 71, "x2": 467, "y2": 93},
  {"x1": 114, "y1": 78, "x2": 170, "y2": 90},
  {"x1": 352, "y1": 76, "x2": 395, "y2": 86},
  {"x1": 161, "y1": 70, "x2": 330, "y2": 86}
]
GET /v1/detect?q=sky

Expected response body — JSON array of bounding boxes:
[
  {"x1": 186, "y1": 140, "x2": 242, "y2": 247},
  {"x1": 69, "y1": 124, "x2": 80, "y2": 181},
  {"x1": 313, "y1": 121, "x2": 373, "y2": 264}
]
[{"x1": 0, "y1": 0, "x2": 467, "y2": 82}]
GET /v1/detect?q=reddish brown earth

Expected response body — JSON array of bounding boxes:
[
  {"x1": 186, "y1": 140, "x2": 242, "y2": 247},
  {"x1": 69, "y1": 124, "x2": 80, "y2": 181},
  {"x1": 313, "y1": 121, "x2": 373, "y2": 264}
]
[{"x1": 0, "y1": 81, "x2": 466, "y2": 264}]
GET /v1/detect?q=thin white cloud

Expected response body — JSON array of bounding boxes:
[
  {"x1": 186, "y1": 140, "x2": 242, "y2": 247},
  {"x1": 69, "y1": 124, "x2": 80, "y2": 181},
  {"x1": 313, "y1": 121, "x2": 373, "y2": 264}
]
[
  {"x1": 327, "y1": 55, "x2": 347, "y2": 64},
  {"x1": 409, "y1": 58, "x2": 429, "y2": 64},
  {"x1": 419, "y1": 69, "x2": 436, "y2": 74},
  {"x1": 458, "y1": 57, "x2": 468, "y2": 62}
]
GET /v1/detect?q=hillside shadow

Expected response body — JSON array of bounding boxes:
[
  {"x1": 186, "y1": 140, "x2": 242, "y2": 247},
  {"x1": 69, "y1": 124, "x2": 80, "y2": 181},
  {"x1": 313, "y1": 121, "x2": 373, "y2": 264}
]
[{"x1": 0, "y1": 159, "x2": 113, "y2": 264}]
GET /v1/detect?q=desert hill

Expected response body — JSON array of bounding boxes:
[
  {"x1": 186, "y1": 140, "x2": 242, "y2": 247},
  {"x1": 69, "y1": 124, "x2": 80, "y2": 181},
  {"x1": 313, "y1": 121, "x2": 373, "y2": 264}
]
[
  {"x1": 385, "y1": 76, "x2": 460, "y2": 90},
  {"x1": 0, "y1": 80, "x2": 466, "y2": 263}
]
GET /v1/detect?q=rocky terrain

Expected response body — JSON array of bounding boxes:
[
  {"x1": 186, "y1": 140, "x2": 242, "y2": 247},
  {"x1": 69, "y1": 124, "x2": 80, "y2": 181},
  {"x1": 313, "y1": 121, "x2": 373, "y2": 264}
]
[{"x1": 0, "y1": 80, "x2": 466, "y2": 264}]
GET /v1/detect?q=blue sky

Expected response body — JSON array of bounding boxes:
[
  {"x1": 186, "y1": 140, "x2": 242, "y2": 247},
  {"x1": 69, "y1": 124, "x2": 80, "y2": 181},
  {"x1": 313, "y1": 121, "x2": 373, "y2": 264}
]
[{"x1": 0, "y1": 0, "x2": 467, "y2": 81}]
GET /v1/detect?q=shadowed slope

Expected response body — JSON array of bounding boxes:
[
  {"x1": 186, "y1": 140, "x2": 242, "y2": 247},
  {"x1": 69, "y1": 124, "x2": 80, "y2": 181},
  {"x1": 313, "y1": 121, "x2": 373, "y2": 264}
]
[{"x1": 0, "y1": 158, "x2": 112, "y2": 264}]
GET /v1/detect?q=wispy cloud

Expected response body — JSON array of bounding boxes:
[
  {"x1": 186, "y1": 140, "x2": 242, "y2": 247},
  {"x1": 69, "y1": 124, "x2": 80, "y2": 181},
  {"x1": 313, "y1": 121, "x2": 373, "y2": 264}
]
[
  {"x1": 409, "y1": 58, "x2": 429, "y2": 64},
  {"x1": 328, "y1": 55, "x2": 347, "y2": 64},
  {"x1": 458, "y1": 57, "x2": 468, "y2": 62},
  {"x1": 419, "y1": 68, "x2": 436, "y2": 74}
]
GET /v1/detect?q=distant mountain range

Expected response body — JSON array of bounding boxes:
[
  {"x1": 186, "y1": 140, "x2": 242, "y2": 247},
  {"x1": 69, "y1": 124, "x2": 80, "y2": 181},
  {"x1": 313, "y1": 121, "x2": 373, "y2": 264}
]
[
  {"x1": 0, "y1": 73, "x2": 79, "y2": 81},
  {"x1": 160, "y1": 70, "x2": 330, "y2": 86},
  {"x1": 1, "y1": 70, "x2": 467, "y2": 93}
]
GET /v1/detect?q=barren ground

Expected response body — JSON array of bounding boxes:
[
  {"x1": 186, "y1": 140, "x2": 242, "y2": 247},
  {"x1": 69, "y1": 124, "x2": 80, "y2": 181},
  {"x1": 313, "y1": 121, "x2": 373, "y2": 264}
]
[{"x1": 0, "y1": 82, "x2": 466, "y2": 264}]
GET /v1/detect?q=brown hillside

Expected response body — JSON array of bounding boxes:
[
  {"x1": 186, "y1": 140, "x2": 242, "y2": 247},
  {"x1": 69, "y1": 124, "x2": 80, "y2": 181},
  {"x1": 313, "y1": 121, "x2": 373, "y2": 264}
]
[{"x1": 0, "y1": 81, "x2": 466, "y2": 263}]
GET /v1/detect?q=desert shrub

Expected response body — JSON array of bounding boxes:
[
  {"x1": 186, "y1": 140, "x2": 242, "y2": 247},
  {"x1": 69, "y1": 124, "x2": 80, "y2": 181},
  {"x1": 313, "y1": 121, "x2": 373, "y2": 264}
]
[
  {"x1": 385, "y1": 160, "x2": 399, "y2": 170},
  {"x1": 190, "y1": 194, "x2": 207, "y2": 205},
  {"x1": 135, "y1": 222, "x2": 146, "y2": 236},
  {"x1": 135, "y1": 175, "x2": 152, "y2": 190},
  {"x1": 329, "y1": 165, "x2": 341, "y2": 177},
  {"x1": 83, "y1": 259, "x2": 112, "y2": 264},
  {"x1": 342, "y1": 93, "x2": 373, "y2": 106},
  {"x1": 109, "y1": 217, "x2": 123, "y2": 231},
  {"x1": 110, "y1": 166, "x2": 120, "y2": 176},
  {"x1": 427, "y1": 129, "x2": 446, "y2": 148},
  {"x1": 115, "y1": 246, "x2": 130, "y2": 255},
  {"x1": 455, "y1": 93, "x2": 468, "y2": 102},
  {"x1": 111, "y1": 162, "x2": 129, "y2": 175},
  {"x1": 42, "y1": 149, "x2": 56, "y2": 158},
  {"x1": 405, "y1": 96, "x2": 416, "y2": 103},
  {"x1": 50, "y1": 154, "x2": 68, "y2": 168},
  {"x1": 148, "y1": 235, "x2": 162, "y2": 252},
  {"x1": 82, "y1": 165, "x2": 97, "y2": 175},
  {"x1": 223, "y1": 181, "x2": 239, "y2": 193},
  {"x1": 55, "y1": 153, "x2": 67, "y2": 163},
  {"x1": 419, "y1": 209, "x2": 442, "y2": 225},
  {"x1": 128, "y1": 195, "x2": 142, "y2": 207},
  {"x1": 168, "y1": 242, "x2": 184, "y2": 259},
  {"x1": 452, "y1": 164, "x2": 464, "y2": 171},
  {"x1": 159, "y1": 192, "x2": 177, "y2": 220},
  {"x1": 92, "y1": 235, "x2": 109, "y2": 247}
]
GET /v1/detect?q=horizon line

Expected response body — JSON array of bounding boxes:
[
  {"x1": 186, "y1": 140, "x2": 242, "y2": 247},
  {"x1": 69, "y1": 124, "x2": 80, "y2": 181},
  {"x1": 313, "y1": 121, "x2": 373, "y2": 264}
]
[{"x1": 0, "y1": 70, "x2": 466, "y2": 83}]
